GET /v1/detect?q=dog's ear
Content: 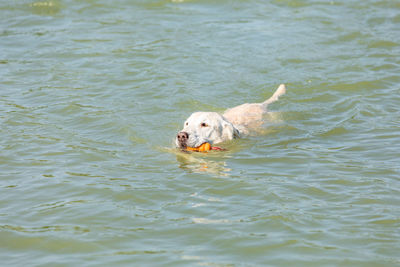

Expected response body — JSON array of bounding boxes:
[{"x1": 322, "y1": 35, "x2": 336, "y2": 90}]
[
  {"x1": 222, "y1": 120, "x2": 240, "y2": 140},
  {"x1": 233, "y1": 126, "x2": 240, "y2": 139}
]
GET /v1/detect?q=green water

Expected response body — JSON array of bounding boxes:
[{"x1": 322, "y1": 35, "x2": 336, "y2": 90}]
[{"x1": 1, "y1": 0, "x2": 400, "y2": 266}]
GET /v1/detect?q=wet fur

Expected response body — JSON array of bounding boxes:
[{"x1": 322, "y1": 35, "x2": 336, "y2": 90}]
[{"x1": 176, "y1": 84, "x2": 286, "y2": 148}]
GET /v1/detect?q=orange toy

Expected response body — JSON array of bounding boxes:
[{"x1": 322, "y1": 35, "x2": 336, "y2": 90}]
[{"x1": 186, "y1": 142, "x2": 212, "y2": 152}]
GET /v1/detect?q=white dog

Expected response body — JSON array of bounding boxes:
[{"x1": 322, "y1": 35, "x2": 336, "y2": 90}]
[{"x1": 176, "y1": 84, "x2": 286, "y2": 150}]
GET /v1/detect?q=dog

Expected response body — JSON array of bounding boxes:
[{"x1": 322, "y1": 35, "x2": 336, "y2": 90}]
[{"x1": 176, "y1": 84, "x2": 286, "y2": 150}]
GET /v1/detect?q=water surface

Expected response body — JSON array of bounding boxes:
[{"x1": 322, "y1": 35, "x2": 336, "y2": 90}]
[{"x1": 1, "y1": 0, "x2": 400, "y2": 266}]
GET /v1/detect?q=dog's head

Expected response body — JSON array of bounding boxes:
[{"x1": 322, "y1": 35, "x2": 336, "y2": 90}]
[{"x1": 176, "y1": 112, "x2": 239, "y2": 149}]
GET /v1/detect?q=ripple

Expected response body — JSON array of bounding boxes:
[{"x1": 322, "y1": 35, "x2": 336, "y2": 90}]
[{"x1": 1, "y1": 0, "x2": 400, "y2": 266}]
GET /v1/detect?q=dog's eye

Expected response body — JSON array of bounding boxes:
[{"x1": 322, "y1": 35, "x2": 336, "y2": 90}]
[
  {"x1": 185, "y1": 122, "x2": 188, "y2": 126},
  {"x1": 201, "y1": 122, "x2": 208, "y2": 127}
]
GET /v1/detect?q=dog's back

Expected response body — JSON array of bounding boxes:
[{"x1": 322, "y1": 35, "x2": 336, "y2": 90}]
[{"x1": 223, "y1": 84, "x2": 286, "y2": 129}]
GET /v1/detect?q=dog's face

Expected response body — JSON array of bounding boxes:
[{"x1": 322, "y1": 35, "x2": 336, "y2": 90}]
[{"x1": 176, "y1": 112, "x2": 239, "y2": 149}]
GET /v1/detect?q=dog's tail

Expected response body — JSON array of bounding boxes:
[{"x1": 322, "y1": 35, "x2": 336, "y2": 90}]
[{"x1": 262, "y1": 84, "x2": 286, "y2": 107}]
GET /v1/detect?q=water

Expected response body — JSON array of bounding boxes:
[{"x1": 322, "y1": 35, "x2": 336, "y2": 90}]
[{"x1": 1, "y1": 0, "x2": 400, "y2": 266}]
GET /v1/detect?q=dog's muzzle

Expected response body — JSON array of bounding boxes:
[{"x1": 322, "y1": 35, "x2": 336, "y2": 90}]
[{"x1": 177, "y1": 131, "x2": 189, "y2": 148}]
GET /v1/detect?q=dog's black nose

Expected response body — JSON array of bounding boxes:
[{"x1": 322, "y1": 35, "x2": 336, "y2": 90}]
[
  {"x1": 177, "y1": 131, "x2": 189, "y2": 142},
  {"x1": 177, "y1": 132, "x2": 189, "y2": 148}
]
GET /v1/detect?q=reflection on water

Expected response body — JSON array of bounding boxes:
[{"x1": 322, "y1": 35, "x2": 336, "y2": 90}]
[
  {"x1": 30, "y1": 1, "x2": 61, "y2": 15},
  {"x1": 176, "y1": 151, "x2": 232, "y2": 176}
]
